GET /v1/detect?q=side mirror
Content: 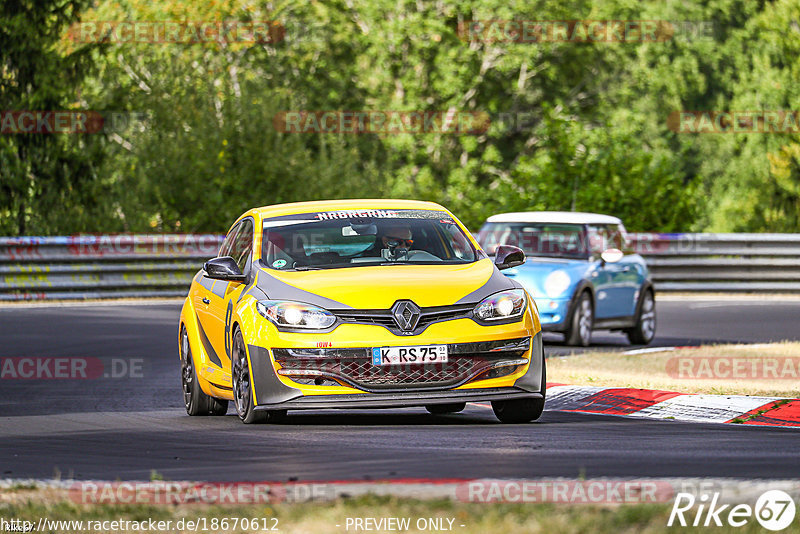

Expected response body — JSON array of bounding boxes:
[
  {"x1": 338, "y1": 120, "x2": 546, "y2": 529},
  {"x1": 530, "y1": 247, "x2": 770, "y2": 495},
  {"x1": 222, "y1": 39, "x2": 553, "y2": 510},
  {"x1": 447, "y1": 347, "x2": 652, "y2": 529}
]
[
  {"x1": 204, "y1": 256, "x2": 246, "y2": 282},
  {"x1": 495, "y1": 245, "x2": 525, "y2": 271},
  {"x1": 600, "y1": 248, "x2": 624, "y2": 264}
]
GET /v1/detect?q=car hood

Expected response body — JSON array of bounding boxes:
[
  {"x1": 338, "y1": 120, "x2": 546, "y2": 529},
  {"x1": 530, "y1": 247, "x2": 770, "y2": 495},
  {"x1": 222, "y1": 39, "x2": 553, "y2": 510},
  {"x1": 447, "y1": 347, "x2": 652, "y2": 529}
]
[
  {"x1": 251, "y1": 258, "x2": 516, "y2": 309},
  {"x1": 502, "y1": 257, "x2": 589, "y2": 298}
]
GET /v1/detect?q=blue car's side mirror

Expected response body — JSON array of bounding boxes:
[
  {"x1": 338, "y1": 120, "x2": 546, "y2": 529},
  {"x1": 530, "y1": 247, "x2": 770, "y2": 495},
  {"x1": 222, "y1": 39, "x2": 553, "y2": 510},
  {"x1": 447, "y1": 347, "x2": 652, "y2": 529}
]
[
  {"x1": 600, "y1": 248, "x2": 624, "y2": 264},
  {"x1": 495, "y1": 245, "x2": 525, "y2": 270}
]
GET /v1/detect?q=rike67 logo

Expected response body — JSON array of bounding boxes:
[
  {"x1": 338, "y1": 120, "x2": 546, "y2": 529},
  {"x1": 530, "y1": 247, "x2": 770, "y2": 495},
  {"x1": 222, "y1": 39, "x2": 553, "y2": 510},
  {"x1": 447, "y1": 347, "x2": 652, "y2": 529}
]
[{"x1": 669, "y1": 490, "x2": 796, "y2": 530}]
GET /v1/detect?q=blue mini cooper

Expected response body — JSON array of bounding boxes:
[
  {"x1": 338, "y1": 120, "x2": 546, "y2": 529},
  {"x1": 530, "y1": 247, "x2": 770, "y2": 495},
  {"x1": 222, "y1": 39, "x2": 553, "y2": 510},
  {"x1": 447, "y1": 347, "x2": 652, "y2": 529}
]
[{"x1": 477, "y1": 212, "x2": 656, "y2": 346}]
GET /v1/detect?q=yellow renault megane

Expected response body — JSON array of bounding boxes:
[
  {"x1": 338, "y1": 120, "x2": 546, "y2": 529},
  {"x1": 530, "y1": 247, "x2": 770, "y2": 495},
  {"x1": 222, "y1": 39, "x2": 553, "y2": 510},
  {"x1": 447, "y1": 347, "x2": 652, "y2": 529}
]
[{"x1": 178, "y1": 199, "x2": 545, "y2": 424}]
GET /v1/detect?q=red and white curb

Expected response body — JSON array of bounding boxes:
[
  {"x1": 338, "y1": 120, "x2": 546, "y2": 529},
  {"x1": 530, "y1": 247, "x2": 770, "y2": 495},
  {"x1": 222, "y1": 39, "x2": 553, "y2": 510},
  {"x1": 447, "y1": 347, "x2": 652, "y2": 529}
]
[{"x1": 543, "y1": 384, "x2": 800, "y2": 427}]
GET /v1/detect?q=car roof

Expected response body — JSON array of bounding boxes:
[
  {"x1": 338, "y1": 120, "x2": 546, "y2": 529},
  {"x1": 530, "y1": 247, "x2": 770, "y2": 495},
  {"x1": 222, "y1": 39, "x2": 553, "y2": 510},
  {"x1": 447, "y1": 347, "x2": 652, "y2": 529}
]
[
  {"x1": 244, "y1": 199, "x2": 448, "y2": 220},
  {"x1": 485, "y1": 211, "x2": 622, "y2": 225}
]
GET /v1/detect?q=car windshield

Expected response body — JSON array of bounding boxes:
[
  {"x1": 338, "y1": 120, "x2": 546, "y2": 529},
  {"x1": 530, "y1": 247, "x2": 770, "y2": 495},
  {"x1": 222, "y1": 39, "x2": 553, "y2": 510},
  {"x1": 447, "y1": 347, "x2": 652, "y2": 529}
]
[
  {"x1": 261, "y1": 209, "x2": 478, "y2": 270},
  {"x1": 478, "y1": 223, "x2": 589, "y2": 260}
]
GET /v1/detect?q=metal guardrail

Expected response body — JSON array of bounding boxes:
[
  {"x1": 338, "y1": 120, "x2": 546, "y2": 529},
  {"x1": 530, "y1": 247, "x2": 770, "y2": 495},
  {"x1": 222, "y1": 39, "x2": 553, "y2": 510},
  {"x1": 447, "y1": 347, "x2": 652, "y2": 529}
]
[
  {"x1": 628, "y1": 233, "x2": 800, "y2": 292},
  {"x1": 1, "y1": 233, "x2": 799, "y2": 300},
  {"x1": 0, "y1": 235, "x2": 223, "y2": 301}
]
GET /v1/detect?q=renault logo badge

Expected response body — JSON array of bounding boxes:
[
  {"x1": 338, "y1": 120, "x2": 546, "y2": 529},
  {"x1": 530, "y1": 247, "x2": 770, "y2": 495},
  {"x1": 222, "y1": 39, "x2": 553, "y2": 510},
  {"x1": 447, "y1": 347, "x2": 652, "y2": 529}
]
[{"x1": 391, "y1": 300, "x2": 421, "y2": 332}]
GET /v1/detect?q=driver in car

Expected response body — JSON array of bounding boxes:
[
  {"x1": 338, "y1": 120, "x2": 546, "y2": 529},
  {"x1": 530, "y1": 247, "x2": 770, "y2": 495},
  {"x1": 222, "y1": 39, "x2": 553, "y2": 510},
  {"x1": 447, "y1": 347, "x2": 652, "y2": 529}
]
[
  {"x1": 381, "y1": 224, "x2": 413, "y2": 252},
  {"x1": 362, "y1": 223, "x2": 414, "y2": 259}
]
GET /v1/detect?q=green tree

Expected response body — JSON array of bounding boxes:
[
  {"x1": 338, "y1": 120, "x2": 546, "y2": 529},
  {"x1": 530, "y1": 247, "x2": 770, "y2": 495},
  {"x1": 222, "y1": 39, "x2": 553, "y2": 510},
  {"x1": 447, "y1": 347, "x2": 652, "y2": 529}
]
[{"x1": 0, "y1": 0, "x2": 107, "y2": 235}]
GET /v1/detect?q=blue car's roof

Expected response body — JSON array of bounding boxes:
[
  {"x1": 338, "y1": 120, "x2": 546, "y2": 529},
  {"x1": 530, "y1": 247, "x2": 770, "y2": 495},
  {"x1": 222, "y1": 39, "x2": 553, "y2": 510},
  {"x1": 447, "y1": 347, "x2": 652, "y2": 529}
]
[{"x1": 485, "y1": 211, "x2": 622, "y2": 225}]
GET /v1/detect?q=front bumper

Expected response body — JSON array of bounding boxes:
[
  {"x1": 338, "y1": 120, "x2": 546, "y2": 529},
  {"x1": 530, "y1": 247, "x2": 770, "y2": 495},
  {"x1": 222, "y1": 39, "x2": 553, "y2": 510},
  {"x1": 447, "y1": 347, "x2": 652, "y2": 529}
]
[
  {"x1": 247, "y1": 331, "x2": 545, "y2": 409},
  {"x1": 532, "y1": 297, "x2": 571, "y2": 331},
  {"x1": 253, "y1": 387, "x2": 542, "y2": 411},
  {"x1": 272, "y1": 337, "x2": 530, "y2": 393}
]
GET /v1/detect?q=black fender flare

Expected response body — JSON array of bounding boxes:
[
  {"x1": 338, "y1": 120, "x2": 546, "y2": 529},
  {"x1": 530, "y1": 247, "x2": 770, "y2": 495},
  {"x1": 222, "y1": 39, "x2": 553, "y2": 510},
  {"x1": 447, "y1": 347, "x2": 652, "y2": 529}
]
[
  {"x1": 563, "y1": 280, "x2": 595, "y2": 332},
  {"x1": 512, "y1": 331, "x2": 545, "y2": 395},
  {"x1": 247, "y1": 344, "x2": 303, "y2": 406},
  {"x1": 631, "y1": 281, "x2": 655, "y2": 324}
]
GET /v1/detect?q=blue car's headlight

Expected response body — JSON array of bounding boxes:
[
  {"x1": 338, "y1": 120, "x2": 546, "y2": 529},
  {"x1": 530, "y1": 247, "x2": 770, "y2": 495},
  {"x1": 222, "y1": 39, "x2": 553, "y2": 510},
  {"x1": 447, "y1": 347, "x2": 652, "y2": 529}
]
[
  {"x1": 256, "y1": 300, "x2": 336, "y2": 330},
  {"x1": 474, "y1": 289, "x2": 527, "y2": 321},
  {"x1": 544, "y1": 270, "x2": 571, "y2": 298}
]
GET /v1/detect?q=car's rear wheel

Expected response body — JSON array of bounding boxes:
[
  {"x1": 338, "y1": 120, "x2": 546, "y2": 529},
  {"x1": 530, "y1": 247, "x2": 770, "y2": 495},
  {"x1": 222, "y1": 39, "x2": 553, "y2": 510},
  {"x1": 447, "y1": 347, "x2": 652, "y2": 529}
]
[
  {"x1": 426, "y1": 403, "x2": 466, "y2": 415},
  {"x1": 492, "y1": 356, "x2": 546, "y2": 424},
  {"x1": 564, "y1": 292, "x2": 593, "y2": 346},
  {"x1": 181, "y1": 326, "x2": 228, "y2": 416},
  {"x1": 626, "y1": 289, "x2": 656, "y2": 345},
  {"x1": 231, "y1": 327, "x2": 285, "y2": 424}
]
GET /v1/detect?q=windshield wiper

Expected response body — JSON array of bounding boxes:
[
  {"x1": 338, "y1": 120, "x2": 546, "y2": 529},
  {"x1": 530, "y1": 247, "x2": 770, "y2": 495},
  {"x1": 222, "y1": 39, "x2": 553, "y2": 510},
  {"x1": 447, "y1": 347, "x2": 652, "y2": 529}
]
[{"x1": 291, "y1": 265, "x2": 325, "y2": 271}]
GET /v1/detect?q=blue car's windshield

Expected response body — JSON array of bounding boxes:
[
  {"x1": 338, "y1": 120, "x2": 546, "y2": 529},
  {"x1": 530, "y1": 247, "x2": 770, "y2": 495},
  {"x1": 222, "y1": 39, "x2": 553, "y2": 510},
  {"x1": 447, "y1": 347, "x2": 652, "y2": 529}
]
[
  {"x1": 478, "y1": 223, "x2": 589, "y2": 260},
  {"x1": 261, "y1": 209, "x2": 479, "y2": 270}
]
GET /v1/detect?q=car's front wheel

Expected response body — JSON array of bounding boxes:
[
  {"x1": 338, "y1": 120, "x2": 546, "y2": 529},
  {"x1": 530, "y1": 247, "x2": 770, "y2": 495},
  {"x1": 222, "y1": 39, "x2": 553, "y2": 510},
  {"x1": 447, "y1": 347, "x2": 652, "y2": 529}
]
[
  {"x1": 626, "y1": 289, "x2": 656, "y2": 345},
  {"x1": 426, "y1": 403, "x2": 466, "y2": 415},
  {"x1": 492, "y1": 357, "x2": 546, "y2": 423},
  {"x1": 232, "y1": 328, "x2": 285, "y2": 424},
  {"x1": 492, "y1": 398, "x2": 545, "y2": 423},
  {"x1": 564, "y1": 292, "x2": 593, "y2": 346},
  {"x1": 181, "y1": 326, "x2": 228, "y2": 416}
]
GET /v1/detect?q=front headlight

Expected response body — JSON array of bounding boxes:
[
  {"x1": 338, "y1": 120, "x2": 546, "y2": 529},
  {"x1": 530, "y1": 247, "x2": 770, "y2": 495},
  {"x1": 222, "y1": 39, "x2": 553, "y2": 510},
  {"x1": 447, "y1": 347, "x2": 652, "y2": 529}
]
[
  {"x1": 544, "y1": 270, "x2": 571, "y2": 298},
  {"x1": 474, "y1": 289, "x2": 527, "y2": 321},
  {"x1": 256, "y1": 300, "x2": 336, "y2": 330}
]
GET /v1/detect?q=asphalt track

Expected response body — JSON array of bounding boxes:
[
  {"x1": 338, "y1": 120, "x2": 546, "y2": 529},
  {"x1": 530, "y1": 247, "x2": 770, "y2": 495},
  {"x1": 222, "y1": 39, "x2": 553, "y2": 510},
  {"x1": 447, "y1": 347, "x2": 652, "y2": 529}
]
[{"x1": 1, "y1": 297, "x2": 799, "y2": 481}]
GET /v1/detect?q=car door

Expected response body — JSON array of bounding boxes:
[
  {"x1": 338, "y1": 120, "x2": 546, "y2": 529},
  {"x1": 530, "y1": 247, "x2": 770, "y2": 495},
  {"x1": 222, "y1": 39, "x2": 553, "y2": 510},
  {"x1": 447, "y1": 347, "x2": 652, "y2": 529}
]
[
  {"x1": 194, "y1": 221, "x2": 242, "y2": 374},
  {"x1": 206, "y1": 218, "x2": 254, "y2": 372},
  {"x1": 607, "y1": 223, "x2": 640, "y2": 317},
  {"x1": 600, "y1": 224, "x2": 638, "y2": 318},
  {"x1": 586, "y1": 224, "x2": 617, "y2": 319}
]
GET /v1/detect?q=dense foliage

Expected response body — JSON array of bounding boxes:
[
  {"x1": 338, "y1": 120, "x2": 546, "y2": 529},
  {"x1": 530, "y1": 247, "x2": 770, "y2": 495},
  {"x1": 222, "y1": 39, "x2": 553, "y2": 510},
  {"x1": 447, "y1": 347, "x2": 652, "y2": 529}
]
[{"x1": 1, "y1": 0, "x2": 798, "y2": 234}]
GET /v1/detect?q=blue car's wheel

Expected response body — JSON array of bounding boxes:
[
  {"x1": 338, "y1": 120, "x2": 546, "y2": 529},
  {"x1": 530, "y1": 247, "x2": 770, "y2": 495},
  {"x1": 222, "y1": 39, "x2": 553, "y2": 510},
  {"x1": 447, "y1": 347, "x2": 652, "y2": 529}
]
[
  {"x1": 626, "y1": 290, "x2": 656, "y2": 345},
  {"x1": 565, "y1": 292, "x2": 593, "y2": 346}
]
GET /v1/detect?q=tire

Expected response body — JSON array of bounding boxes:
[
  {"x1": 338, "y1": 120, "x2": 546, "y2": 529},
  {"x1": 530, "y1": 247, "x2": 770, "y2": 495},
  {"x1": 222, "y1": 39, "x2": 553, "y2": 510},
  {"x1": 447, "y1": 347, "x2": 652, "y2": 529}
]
[
  {"x1": 426, "y1": 403, "x2": 466, "y2": 415},
  {"x1": 231, "y1": 327, "x2": 286, "y2": 424},
  {"x1": 564, "y1": 292, "x2": 593, "y2": 346},
  {"x1": 491, "y1": 354, "x2": 546, "y2": 424},
  {"x1": 626, "y1": 289, "x2": 656, "y2": 345},
  {"x1": 181, "y1": 325, "x2": 228, "y2": 416}
]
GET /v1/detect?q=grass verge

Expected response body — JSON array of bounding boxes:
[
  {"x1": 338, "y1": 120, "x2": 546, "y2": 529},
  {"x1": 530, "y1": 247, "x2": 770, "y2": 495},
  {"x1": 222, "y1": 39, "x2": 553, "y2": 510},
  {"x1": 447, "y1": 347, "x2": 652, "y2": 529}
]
[{"x1": 0, "y1": 492, "x2": 775, "y2": 534}]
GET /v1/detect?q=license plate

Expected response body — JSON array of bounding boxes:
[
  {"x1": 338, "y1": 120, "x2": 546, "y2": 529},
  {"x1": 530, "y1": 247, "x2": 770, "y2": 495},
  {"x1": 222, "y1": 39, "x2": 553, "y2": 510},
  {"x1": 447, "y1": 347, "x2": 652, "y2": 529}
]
[{"x1": 371, "y1": 345, "x2": 448, "y2": 366}]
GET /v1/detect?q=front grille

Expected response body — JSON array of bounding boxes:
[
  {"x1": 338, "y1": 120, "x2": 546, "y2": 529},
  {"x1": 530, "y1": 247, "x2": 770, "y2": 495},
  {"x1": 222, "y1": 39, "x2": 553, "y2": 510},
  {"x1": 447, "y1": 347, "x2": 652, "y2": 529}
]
[
  {"x1": 272, "y1": 337, "x2": 530, "y2": 392},
  {"x1": 334, "y1": 304, "x2": 474, "y2": 334},
  {"x1": 336, "y1": 314, "x2": 396, "y2": 328}
]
